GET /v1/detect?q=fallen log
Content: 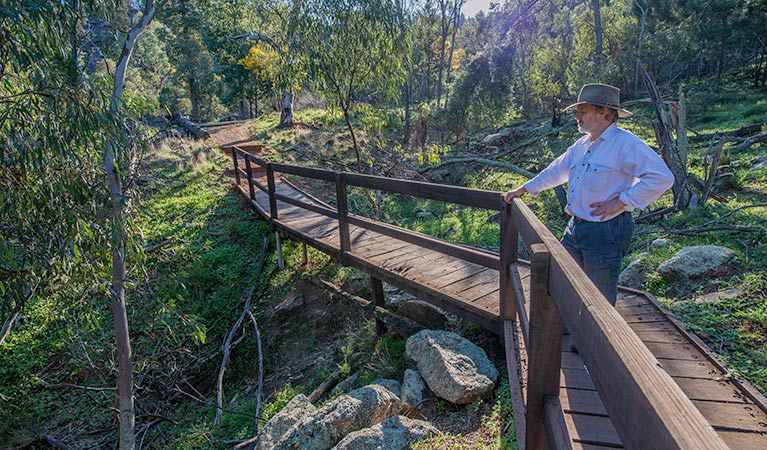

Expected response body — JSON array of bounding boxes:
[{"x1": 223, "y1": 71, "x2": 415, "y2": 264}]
[{"x1": 171, "y1": 113, "x2": 210, "y2": 139}]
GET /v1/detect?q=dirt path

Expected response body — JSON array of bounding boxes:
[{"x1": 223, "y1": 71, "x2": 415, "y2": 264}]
[{"x1": 204, "y1": 121, "x2": 260, "y2": 148}]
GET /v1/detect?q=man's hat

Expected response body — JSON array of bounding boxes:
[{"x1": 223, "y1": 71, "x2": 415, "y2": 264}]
[{"x1": 564, "y1": 83, "x2": 633, "y2": 118}]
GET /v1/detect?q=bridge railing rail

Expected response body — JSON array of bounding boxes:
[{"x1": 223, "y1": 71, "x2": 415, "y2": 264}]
[{"x1": 229, "y1": 146, "x2": 728, "y2": 450}]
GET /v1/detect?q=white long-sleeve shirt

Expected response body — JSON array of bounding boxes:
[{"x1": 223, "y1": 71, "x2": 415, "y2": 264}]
[{"x1": 523, "y1": 123, "x2": 674, "y2": 222}]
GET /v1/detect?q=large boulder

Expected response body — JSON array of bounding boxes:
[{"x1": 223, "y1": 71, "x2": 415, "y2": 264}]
[
  {"x1": 254, "y1": 394, "x2": 317, "y2": 450},
  {"x1": 332, "y1": 415, "x2": 438, "y2": 450},
  {"x1": 272, "y1": 381, "x2": 401, "y2": 450},
  {"x1": 405, "y1": 330, "x2": 498, "y2": 405},
  {"x1": 400, "y1": 369, "x2": 428, "y2": 418},
  {"x1": 397, "y1": 300, "x2": 449, "y2": 330},
  {"x1": 657, "y1": 245, "x2": 735, "y2": 279},
  {"x1": 618, "y1": 252, "x2": 649, "y2": 289}
]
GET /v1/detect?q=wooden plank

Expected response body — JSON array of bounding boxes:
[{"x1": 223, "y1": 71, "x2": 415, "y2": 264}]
[
  {"x1": 526, "y1": 244, "x2": 564, "y2": 450},
  {"x1": 273, "y1": 191, "x2": 339, "y2": 220},
  {"x1": 266, "y1": 163, "x2": 277, "y2": 220},
  {"x1": 560, "y1": 351, "x2": 586, "y2": 370},
  {"x1": 504, "y1": 320, "x2": 528, "y2": 450},
  {"x1": 716, "y1": 430, "x2": 767, "y2": 450},
  {"x1": 433, "y1": 267, "x2": 490, "y2": 291},
  {"x1": 561, "y1": 368, "x2": 595, "y2": 391},
  {"x1": 571, "y1": 444, "x2": 623, "y2": 450},
  {"x1": 500, "y1": 200, "x2": 518, "y2": 325},
  {"x1": 559, "y1": 387, "x2": 608, "y2": 416},
  {"x1": 656, "y1": 358, "x2": 725, "y2": 379},
  {"x1": 343, "y1": 171, "x2": 502, "y2": 210},
  {"x1": 346, "y1": 214, "x2": 499, "y2": 269},
  {"x1": 510, "y1": 264, "x2": 530, "y2": 347},
  {"x1": 544, "y1": 395, "x2": 573, "y2": 450},
  {"x1": 673, "y1": 377, "x2": 752, "y2": 403},
  {"x1": 633, "y1": 329, "x2": 686, "y2": 344},
  {"x1": 692, "y1": 400, "x2": 767, "y2": 432},
  {"x1": 564, "y1": 413, "x2": 622, "y2": 447},
  {"x1": 643, "y1": 342, "x2": 709, "y2": 361},
  {"x1": 453, "y1": 274, "x2": 501, "y2": 303}
]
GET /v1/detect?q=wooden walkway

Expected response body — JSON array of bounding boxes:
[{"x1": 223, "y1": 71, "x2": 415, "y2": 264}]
[{"x1": 227, "y1": 145, "x2": 767, "y2": 450}]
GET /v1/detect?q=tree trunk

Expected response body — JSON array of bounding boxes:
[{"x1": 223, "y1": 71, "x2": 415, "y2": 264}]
[
  {"x1": 640, "y1": 62, "x2": 689, "y2": 209},
  {"x1": 106, "y1": 1, "x2": 165, "y2": 448},
  {"x1": 189, "y1": 76, "x2": 200, "y2": 121},
  {"x1": 716, "y1": 14, "x2": 727, "y2": 86},
  {"x1": 591, "y1": 0, "x2": 603, "y2": 79},
  {"x1": 0, "y1": 308, "x2": 21, "y2": 345},
  {"x1": 442, "y1": 0, "x2": 463, "y2": 109},
  {"x1": 403, "y1": 71, "x2": 413, "y2": 146},
  {"x1": 279, "y1": 90, "x2": 294, "y2": 128}
]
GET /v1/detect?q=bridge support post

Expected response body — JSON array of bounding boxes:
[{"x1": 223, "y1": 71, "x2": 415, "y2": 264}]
[
  {"x1": 526, "y1": 244, "x2": 563, "y2": 450},
  {"x1": 370, "y1": 276, "x2": 386, "y2": 336}
]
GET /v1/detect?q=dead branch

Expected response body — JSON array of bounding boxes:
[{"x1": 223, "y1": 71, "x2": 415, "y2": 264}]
[
  {"x1": 703, "y1": 203, "x2": 767, "y2": 226},
  {"x1": 418, "y1": 156, "x2": 536, "y2": 179},
  {"x1": 38, "y1": 378, "x2": 115, "y2": 392},
  {"x1": 668, "y1": 225, "x2": 767, "y2": 235},
  {"x1": 700, "y1": 138, "x2": 725, "y2": 205},
  {"x1": 245, "y1": 310, "x2": 263, "y2": 436},
  {"x1": 689, "y1": 122, "x2": 766, "y2": 143},
  {"x1": 308, "y1": 352, "x2": 370, "y2": 404},
  {"x1": 145, "y1": 239, "x2": 174, "y2": 252},
  {"x1": 635, "y1": 206, "x2": 678, "y2": 223},
  {"x1": 214, "y1": 236, "x2": 270, "y2": 426},
  {"x1": 730, "y1": 131, "x2": 767, "y2": 152}
]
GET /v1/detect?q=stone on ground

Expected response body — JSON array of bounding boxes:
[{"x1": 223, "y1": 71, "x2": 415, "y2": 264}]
[
  {"x1": 254, "y1": 394, "x2": 317, "y2": 450},
  {"x1": 657, "y1": 245, "x2": 735, "y2": 279},
  {"x1": 405, "y1": 330, "x2": 498, "y2": 404},
  {"x1": 331, "y1": 415, "x2": 438, "y2": 450}
]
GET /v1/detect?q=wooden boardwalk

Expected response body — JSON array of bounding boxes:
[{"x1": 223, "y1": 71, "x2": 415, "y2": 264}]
[{"x1": 227, "y1": 145, "x2": 767, "y2": 449}]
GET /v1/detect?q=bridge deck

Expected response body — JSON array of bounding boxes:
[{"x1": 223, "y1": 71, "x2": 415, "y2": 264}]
[{"x1": 234, "y1": 166, "x2": 767, "y2": 449}]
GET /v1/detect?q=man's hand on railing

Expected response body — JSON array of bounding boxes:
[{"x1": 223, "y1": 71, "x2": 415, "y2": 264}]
[{"x1": 503, "y1": 186, "x2": 528, "y2": 204}]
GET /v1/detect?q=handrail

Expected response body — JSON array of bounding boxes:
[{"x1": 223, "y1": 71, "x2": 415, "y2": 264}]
[
  {"x1": 230, "y1": 146, "x2": 730, "y2": 450},
  {"x1": 510, "y1": 198, "x2": 728, "y2": 450}
]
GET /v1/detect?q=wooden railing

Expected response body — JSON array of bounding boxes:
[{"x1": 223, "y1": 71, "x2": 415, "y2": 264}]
[{"x1": 230, "y1": 146, "x2": 729, "y2": 450}]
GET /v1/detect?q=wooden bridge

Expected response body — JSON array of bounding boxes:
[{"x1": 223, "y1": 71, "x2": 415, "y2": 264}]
[{"x1": 227, "y1": 144, "x2": 767, "y2": 450}]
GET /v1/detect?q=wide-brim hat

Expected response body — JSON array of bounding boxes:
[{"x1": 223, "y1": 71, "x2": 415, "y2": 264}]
[{"x1": 564, "y1": 83, "x2": 633, "y2": 118}]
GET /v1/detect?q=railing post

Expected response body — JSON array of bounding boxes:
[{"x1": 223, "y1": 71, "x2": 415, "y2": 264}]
[
  {"x1": 336, "y1": 172, "x2": 350, "y2": 259},
  {"x1": 499, "y1": 200, "x2": 518, "y2": 321},
  {"x1": 231, "y1": 147, "x2": 241, "y2": 186},
  {"x1": 266, "y1": 162, "x2": 278, "y2": 221},
  {"x1": 244, "y1": 156, "x2": 256, "y2": 201},
  {"x1": 526, "y1": 243, "x2": 563, "y2": 450}
]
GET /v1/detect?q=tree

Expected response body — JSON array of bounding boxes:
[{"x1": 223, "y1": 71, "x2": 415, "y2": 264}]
[{"x1": 302, "y1": 0, "x2": 405, "y2": 172}]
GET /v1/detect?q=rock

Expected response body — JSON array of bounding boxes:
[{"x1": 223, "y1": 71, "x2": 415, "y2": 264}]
[
  {"x1": 400, "y1": 369, "x2": 428, "y2": 419},
  {"x1": 331, "y1": 416, "x2": 438, "y2": 450},
  {"x1": 272, "y1": 381, "x2": 401, "y2": 450},
  {"x1": 657, "y1": 245, "x2": 735, "y2": 279},
  {"x1": 693, "y1": 288, "x2": 743, "y2": 304},
  {"x1": 651, "y1": 238, "x2": 671, "y2": 249},
  {"x1": 618, "y1": 253, "x2": 648, "y2": 289},
  {"x1": 752, "y1": 156, "x2": 767, "y2": 168},
  {"x1": 254, "y1": 394, "x2": 317, "y2": 450},
  {"x1": 267, "y1": 292, "x2": 305, "y2": 319},
  {"x1": 371, "y1": 378, "x2": 402, "y2": 399},
  {"x1": 481, "y1": 127, "x2": 515, "y2": 146},
  {"x1": 415, "y1": 211, "x2": 433, "y2": 218},
  {"x1": 397, "y1": 300, "x2": 449, "y2": 330},
  {"x1": 405, "y1": 330, "x2": 498, "y2": 405}
]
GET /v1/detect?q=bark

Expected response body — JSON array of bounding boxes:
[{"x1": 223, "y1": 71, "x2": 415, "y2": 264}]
[
  {"x1": 591, "y1": 0, "x2": 603, "y2": 79},
  {"x1": 716, "y1": 15, "x2": 727, "y2": 86},
  {"x1": 639, "y1": 62, "x2": 689, "y2": 209},
  {"x1": 442, "y1": 0, "x2": 463, "y2": 109},
  {"x1": 436, "y1": 0, "x2": 450, "y2": 107},
  {"x1": 0, "y1": 308, "x2": 21, "y2": 345},
  {"x1": 107, "y1": 1, "x2": 167, "y2": 448},
  {"x1": 189, "y1": 76, "x2": 200, "y2": 121},
  {"x1": 279, "y1": 90, "x2": 294, "y2": 128}
]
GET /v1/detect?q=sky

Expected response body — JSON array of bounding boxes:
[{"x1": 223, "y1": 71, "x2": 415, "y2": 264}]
[{"x1": 462, "y1": 0, "x2": 493, "y2": 17}]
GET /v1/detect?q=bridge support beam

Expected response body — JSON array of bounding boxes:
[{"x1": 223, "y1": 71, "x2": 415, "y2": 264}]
[{"x1": 371, "y1": 276, "x2": 386, "y2": 336}]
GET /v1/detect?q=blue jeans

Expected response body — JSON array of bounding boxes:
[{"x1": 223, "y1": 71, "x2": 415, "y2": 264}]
[{"x1": 560, "y1": 212, "x2": 634, "y2": 305}]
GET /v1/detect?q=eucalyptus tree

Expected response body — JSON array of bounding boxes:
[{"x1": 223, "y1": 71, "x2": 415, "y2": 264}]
[
  {"x1": 1, "y1": 0, "x2": 168, "y2": 448},
  {"x1": 302, "y1": 0, "x2": 406, "y2": 173},
  {"x1": 234, "y1": 0, "x2": 310, "y2": 128}
]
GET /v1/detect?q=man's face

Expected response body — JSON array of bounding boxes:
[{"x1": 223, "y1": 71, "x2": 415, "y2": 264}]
[{"x1": 575, "y1": 104, "x2": 608, "y2": 135}]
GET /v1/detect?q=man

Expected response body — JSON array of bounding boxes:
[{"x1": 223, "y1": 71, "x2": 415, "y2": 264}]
[{"x1": 503, "y1": 83, "x2": 674, "y2": 305}]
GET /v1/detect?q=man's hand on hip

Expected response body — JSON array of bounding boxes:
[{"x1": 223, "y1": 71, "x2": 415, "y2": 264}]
[
  {"x1": 503, "y1": 186, "x2": 528, "y2": 204},
  {"x1": 589, "y1": 197, "x2": 627, "y2": 221}
]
